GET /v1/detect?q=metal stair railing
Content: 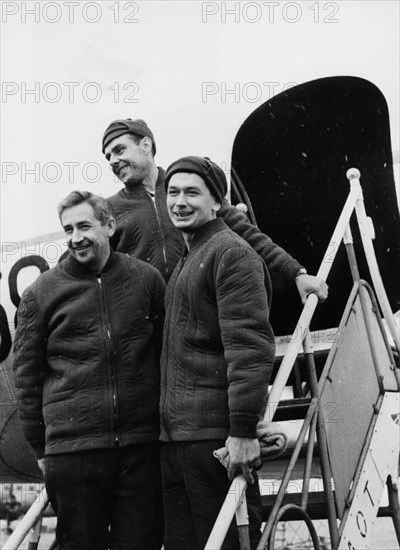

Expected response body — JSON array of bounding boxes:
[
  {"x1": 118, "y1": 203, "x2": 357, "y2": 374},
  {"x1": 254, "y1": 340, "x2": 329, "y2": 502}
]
[
  {"x1": 1, "y1": 487, "x2": 54, "y2": 550},
  {"x1": 205, "y1": 168, "x2": 400, "y2": 549}
]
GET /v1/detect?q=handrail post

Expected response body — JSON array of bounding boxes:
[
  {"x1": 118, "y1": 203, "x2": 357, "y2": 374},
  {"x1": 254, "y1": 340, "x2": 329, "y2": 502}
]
[
  {"x1": 1, "y1": 488, "x2": 49, "y2": 550},
  {"x1": 347, "y1": 168, "x2": 400, "y2": 353},
  {"x1": 204, "y1": 476, "x2": 247, "y2": 549},
  {"x1": 26, "y1": 516, "x2": 42, "y2": 550},
  {"x1": 236, "y1": 494, "x2": 251, "y2": 550}
]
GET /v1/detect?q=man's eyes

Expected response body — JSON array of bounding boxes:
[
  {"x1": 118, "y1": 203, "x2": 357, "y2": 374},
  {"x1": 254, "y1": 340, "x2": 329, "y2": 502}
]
[
  {"x1": 168, "y1": 189, "x2": 199, "y2": 196},
  {"x1": 106, "y1": 147, "x2": 124, "y2": 160},
  {"x1": 64, "y1": 225, "x2": 91, "y2": 233}
]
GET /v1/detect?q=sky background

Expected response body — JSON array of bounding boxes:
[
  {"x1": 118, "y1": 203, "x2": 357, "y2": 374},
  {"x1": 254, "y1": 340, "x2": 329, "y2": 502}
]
[{"x1": 1, "y1": 0, "x2": 399, "y2": 244}]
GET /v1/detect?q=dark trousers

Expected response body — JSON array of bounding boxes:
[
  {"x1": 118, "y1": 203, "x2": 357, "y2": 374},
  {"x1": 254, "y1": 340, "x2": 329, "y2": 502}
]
[
  {"x1": 161, "y1": 441, "x2": 262, "y2": 550},
  {"x1": 45, "y1": 442, "x2": 162, "y2": 550}
]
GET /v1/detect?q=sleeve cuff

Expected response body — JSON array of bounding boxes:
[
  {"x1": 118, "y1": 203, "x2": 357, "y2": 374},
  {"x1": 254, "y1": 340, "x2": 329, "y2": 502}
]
[
  {"x1": 282, "y1": 261, "x2": 305, "y2": 284},
  {"x1": 229, "y1": 413, "x2": 259, "y2": 439}
]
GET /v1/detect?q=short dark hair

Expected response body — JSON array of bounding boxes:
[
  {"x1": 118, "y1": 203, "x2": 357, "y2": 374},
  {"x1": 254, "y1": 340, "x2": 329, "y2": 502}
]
[{"x1": 57, "y1": 191, "x2": 113, "y2": 225}]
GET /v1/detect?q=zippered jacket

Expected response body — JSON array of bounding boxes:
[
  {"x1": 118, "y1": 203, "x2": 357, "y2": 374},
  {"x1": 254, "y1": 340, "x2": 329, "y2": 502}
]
[
  {"x1": 13, "y1": 252, "x2": 166, "y2": 459},
  {"x1": 108, "y1": 169, "x2": 184, "y2": 281},
  {"x1": 107, "y1": 169, "x2": 303, "y2": 290},
  {"x1": 160, "y1": 218, "x2": 275, "y2": 442}
]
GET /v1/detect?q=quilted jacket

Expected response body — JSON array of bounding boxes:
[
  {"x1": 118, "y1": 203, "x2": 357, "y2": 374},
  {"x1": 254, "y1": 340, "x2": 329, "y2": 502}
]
[
  {"x1": 160, "y1": 218, "x2": 276, "y2": 442},
  {"x1": 13, "y1": 252, "x2": 165, "y2": 458}
]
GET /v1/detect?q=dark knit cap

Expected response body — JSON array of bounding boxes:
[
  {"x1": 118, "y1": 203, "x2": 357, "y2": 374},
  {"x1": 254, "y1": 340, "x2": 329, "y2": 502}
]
[
  {"x1": 102, "y1": 118, "x2": 156, "y2": 154},
  {"x1": 165, "y1": 156, "x2": 227, "y2": 204}
]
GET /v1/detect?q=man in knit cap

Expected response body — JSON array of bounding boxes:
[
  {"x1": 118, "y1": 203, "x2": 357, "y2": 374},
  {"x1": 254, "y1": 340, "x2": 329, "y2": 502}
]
[
  {"x1": 102, "y1": 118, "x2": 329, "y2": 301},
  {"x1": 160, "y1": 156, "x2": 275, "y2": 549}
]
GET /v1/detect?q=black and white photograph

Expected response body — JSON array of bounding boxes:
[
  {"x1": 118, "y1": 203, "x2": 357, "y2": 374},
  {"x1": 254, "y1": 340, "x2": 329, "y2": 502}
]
[{"x1": 1, "y1": 1, "x2": 399, "y2": 549}]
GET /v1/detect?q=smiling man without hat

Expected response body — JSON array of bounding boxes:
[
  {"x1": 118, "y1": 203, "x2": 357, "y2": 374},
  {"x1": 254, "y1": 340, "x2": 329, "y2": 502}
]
[{"x1": 13, "y1": 190, "x2": 166, "y2": 550}]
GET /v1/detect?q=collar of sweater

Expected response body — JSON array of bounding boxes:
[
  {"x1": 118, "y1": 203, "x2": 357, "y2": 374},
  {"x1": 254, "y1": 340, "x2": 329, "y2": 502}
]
[
  {"x1": 186, "y1": 217, "x2": 227, "y2": 253},
  {"x1": 62, "y1": 251, "x2": 117, "y2": 279}
]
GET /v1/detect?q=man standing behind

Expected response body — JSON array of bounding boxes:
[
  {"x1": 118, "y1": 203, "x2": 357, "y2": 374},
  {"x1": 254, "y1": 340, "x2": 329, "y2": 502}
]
[
  {"x1": 102, "y1": 118, "x2": 329, "y2": 303},
  {"x1": 160, "y1": 156, "x2": 275, "y2": 549},
  {"x1": 103, "y1": 118, "x2": 183, "y2": 281},
  {"x1": 13, "y1": 191, "x2": 165, "y2": 550}
]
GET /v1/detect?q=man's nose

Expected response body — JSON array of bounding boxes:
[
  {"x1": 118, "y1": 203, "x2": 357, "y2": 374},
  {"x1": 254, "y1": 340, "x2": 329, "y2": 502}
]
[
  {"x1": 109, "y1": 152, "x2": 119, "y2": 167},
  {"x1": 175, "y1": 191, "x2": 187, "y2": 206},
  {"x1": 71, "y1": 228, "x2": 83, "y2": 243}
]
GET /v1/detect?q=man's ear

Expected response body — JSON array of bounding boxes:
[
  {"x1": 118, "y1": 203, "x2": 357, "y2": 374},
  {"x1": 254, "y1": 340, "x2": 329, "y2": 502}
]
[
  {"x1": 212, "y1": 202, "x2": 221, "y2": 212},
  {"x1": 141, "y1": 136, "x2": 152, "y2": 154},
  {"x1": 107, "y1": 217, "x2": 116, "y2": 237}
]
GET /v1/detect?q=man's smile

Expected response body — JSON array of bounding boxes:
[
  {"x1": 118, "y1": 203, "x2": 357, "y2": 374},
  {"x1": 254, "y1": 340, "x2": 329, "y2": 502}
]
[
  {"x1": 71, "y1": 243, "x2": 91, "y2": 252},
  {"x1": 113, "y1": 162, "x2": 130, "y2": 178},
  {"x1": 174, "y1": 210, "x2": 193, "y2": 218}
]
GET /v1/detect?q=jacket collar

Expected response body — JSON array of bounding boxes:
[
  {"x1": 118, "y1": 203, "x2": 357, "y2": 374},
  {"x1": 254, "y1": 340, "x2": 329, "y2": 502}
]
[
  {"x1": 120, "y1": 167, "x2": 165, "y2": 197},
  {"x1": 62, "y1": 251, "x2": 117, "y2": 279},
  {"x1": 187, "y1": 218, "x2": 227, "y2": 252}
]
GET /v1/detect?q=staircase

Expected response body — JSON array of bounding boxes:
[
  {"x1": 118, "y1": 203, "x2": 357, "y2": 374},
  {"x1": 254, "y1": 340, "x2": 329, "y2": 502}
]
[{"x1": 206, "y1": 169, "x2": 400, "y2": 550}]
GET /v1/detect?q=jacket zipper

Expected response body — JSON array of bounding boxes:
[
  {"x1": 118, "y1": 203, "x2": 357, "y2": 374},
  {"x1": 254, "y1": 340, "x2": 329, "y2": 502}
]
[
  {"x1": 160, "y1": 255, "x2": 187, "y2": 435},
  {"x1": 150, "y1": 193, "x2": 169, "y2": 279},
  {"x1": 97, "y1": 277, "x2": 119, "y2": 446}
]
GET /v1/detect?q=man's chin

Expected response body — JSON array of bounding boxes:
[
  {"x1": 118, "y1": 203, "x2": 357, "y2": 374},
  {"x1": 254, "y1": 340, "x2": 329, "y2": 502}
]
[
  {"x1": 117, "y1": 168, "x2": 140, "y2": 187},
  {"x1": 71, "y1": 249, "x2": 91, "y2": 263},
  {"x1": 171, "y1": 220, "x2": 196, "y2": 232}
]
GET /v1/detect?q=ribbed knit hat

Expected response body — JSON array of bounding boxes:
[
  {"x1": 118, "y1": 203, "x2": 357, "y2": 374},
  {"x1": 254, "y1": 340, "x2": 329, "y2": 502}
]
[
  {"x1": 102, "y1": 118, "x2": 156, "y2": 154},
  {"x1": 165, "y1": 156, "x2": 227, "y2": 204}
]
